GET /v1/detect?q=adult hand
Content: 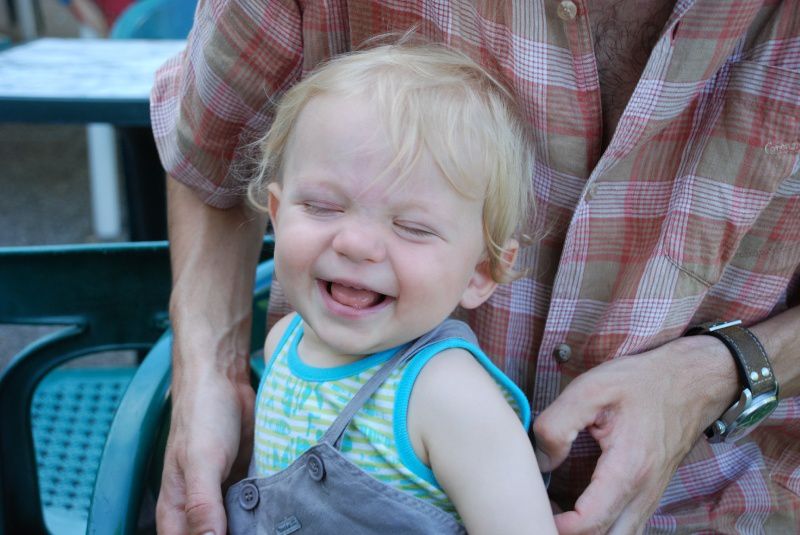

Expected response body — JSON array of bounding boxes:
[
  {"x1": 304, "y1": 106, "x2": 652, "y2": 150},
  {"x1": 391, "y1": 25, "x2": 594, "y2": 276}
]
[
  {"x1": 533, "y1": 335, "x2": 739, "y2": 534},
  {"x1": 157, "y1": 178, "x2": 266, "y2": 534},
  {"x1": 156, "y1": 341, "x2": 255, "y2": 535}
]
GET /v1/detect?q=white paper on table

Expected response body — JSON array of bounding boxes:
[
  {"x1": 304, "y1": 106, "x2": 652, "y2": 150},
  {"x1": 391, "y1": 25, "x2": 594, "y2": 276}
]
[{"x1": 0, "y1": 38, "x2": 185, "y2": 100}]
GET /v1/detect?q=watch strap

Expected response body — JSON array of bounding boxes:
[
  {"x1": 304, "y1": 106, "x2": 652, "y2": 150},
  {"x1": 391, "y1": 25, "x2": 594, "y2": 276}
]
[{"x1": 687, "y1": 321, "x2": 776, "y2": 397}]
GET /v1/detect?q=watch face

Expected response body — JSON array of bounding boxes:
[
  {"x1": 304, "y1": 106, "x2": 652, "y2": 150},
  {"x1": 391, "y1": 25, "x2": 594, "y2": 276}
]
[
  {"x1": 739, "y1": 396, "x2": 779, "y2": 427},
  {"x1": 725, "y1": 395, "x2": 779, "y2": 442}
]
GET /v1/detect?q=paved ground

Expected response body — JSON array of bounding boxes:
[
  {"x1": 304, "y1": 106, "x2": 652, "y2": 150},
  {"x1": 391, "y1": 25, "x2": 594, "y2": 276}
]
[{"x1": 1, "y1": 2, "x2": 134, "y2": 371}]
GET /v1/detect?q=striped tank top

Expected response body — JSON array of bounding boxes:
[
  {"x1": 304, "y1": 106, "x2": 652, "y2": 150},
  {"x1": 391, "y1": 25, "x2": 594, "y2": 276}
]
[{"x1": 253, "y1": 314, "x2": 530, "y2": 516}]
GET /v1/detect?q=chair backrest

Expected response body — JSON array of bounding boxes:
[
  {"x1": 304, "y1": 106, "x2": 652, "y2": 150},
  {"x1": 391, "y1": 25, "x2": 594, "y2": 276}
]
[
  {"x1": 0, "y1": 238, "x2": 274, "y2": 534},
  {"x1": 0, "y1": 241, "x2": 173, "y2": 534},
  {"x1": 110, "y1": 0, "x2": 198, "y2": 40}
]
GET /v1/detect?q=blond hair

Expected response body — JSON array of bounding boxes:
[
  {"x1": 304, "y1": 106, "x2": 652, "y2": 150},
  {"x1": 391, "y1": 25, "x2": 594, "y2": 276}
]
[{"x1": 248, "y1": 39, "x2": 535, "y2": 282}]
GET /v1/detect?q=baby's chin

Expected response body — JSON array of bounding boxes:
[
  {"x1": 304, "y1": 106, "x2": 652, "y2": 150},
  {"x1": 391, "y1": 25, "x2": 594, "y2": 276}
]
[
  {"x1": 324, "y1": 339, "x2": 399, "y2": 360},
  {"x1": 310, "y1": 328, "x2": 410, "y2": 361}
]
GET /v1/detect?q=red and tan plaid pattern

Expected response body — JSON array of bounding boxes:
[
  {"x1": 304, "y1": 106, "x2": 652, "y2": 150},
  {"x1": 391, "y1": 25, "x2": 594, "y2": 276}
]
[{"x1": 151, "y1": 0, "x2": 800, "y2": 530}]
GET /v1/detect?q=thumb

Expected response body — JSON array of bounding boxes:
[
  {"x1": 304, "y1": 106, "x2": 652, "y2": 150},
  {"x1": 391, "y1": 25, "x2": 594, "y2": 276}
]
[
  {"x1": 532, "y1": 377, "x2": 612, "y2": 472},
  {"x1": 184, "y1": 465, "x2": 228, "y2": 535}
]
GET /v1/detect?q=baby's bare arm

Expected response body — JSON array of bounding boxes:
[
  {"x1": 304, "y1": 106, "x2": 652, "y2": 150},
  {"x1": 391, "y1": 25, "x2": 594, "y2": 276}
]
[{"x1": 408, "y1": 349, "x2": 556, "y2": 534}]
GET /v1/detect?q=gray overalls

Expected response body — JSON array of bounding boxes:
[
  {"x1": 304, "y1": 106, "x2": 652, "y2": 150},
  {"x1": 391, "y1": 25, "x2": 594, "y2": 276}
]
[{"x1": 225, "y1": 321, "x2": 472, "y2": 534}]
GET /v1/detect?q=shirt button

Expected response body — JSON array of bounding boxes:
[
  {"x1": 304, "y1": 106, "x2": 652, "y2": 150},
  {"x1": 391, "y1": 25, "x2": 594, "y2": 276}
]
[
  {"x1": 307, "y1": 452, "x2": 326, "y2": 482},
  {"x1": 557, "y1": 0, "x2": 578, "y2": 21},
  {"x1": 238, "y1": 482, "x2": 259, "y2": 511},
  {"x1": 554, "y1": 344, "x2": 572, "y2": 363},
  {"x1": 584, "y1": 183, "x2": 598, "y2": 202}
]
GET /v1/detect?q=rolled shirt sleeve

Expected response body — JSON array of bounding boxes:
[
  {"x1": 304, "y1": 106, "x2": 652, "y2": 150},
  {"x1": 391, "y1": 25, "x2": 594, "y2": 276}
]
[{"x1": 150, "y1": 0, "x2": 304, "y2": 208}]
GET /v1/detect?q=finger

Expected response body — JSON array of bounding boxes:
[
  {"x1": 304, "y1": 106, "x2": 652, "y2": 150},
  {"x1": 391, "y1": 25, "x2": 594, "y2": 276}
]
[
  {"x1": 227, "y1": 392, "x2": 255, "y2": 485},
  {"x1": 608, "y1": 505, "x2": 648, "y2": 535},
  {"x1": 533, "y1": 378, "x2": 615, "y2": 471},
  {"x1": 184, "y1": 459, "x2": 228, "y2": 535},
  {"x1": 607, "y1": 471, "x2": 667, "y2": 535},
  {"x1": 156, "y1": 461, "x2": 189, "y2": 535},
  {"x1": 554, "y1": 443, "x2": 638, "y2": 534}
]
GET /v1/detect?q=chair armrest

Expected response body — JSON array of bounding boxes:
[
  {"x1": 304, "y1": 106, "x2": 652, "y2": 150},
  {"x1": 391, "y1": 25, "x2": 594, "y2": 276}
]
[
  {"x1": 87, "y1": 256, "x2": 274, "y2": 534},
  {"x1": 0, "y1": 241, "x2": 171, "y2": 534},
  {"x1": 86, "y1": 330, "x2": 172, "y2": 534}
]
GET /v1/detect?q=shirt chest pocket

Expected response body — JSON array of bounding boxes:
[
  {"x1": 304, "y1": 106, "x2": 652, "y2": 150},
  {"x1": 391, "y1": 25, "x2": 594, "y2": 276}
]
[{"x1": 662, "y1": 61, "x2": 800, "y2": 289}]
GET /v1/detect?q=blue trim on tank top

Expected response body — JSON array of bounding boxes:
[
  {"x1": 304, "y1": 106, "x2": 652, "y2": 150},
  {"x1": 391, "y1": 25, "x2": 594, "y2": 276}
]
[
  {"x1": 254, "y1": 313, "x2": 304, "y2": 407},
  {"x1": 288, "y1": 318, "x2": 405, "y2": 381},
  {"x1": 393, "y1": 338, "x2": 532, "y2": 488}
]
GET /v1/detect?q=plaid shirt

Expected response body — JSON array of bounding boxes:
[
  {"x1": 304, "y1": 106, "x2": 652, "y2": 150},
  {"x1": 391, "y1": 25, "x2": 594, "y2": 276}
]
[{"x1": 151, "y1": 0, "x2": 800, "y2": 531}]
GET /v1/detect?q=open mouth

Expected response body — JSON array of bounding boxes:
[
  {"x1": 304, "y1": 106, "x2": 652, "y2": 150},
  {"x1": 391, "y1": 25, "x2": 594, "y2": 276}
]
[{"x1": 320, "y1": 280, "x2": 389, "y2": 310}]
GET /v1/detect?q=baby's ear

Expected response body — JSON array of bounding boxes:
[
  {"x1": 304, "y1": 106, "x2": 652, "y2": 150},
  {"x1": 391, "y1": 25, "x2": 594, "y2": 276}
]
[
  {"x1": 459, "y1": 239, "x2": 519, "y2": 310},
  {"x1": 267, "y1": 183, "x2": 283, "y2": 227}
]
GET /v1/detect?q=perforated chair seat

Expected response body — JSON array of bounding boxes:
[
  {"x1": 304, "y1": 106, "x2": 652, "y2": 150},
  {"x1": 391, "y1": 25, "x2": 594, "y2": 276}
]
[
  {"x1": 0, "y1": 242, "x2": 173, "y2": 534},
  {"x1": 31, "y1": 367, "x2": 136, "y2": 534},
  {"x1": 0, "y1": 240, "x2": 274, "y2": 534}
]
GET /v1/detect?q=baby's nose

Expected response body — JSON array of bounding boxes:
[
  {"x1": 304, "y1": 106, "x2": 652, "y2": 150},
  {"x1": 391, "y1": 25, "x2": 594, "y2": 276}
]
[{"x1": 331, "y1": 221, "x2": 387, "y2": 263}]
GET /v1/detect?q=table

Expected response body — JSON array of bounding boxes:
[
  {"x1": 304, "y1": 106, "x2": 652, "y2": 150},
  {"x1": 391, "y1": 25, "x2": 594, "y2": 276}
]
[
  {"x1": 0, "y1": 38, "x2": 185, "y2": 239},
  {"x1": 0, "y1": 38, "x2": 184, "y2": 125}
]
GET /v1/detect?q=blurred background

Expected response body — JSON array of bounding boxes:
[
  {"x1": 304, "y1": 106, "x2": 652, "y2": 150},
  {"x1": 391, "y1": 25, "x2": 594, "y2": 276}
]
[
  {"x1": 1, "y1": 1, "x2": 95, "y2": 248},
  {"x1": 1, "y1": 0, "x2": 147, "y2": 369},
  {"x1": 1, "y1": 4, "x2": 185, "y2": 532}
]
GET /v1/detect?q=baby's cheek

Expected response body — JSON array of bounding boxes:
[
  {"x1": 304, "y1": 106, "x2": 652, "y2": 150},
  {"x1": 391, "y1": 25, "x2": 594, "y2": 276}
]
[
  {"x1": 275, "y1": 246, "x2": 305, "y2": 277},
  {"x1": 273, "y1": 239, "x2": 302, "y2": 276},
  {"x1": 397, "y1": 256, "x2": 456, "y2": 308}
]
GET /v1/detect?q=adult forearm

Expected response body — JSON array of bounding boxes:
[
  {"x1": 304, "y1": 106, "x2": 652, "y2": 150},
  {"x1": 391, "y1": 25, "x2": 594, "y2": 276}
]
[
  {"x1": 167, "y1": 177, "x2": 268, "y2": 393},
  {"x1": 671, "y1": 304, "x2": 800, "y2": 437}
]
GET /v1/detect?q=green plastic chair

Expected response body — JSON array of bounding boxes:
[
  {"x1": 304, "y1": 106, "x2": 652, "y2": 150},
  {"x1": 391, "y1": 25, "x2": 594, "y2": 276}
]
[
  {"x1": 0, "y1": 239, "x2": 274, "y2": 534},
  {"x1": 110, "y1": 0, "x2": 198, "y2": 40}
]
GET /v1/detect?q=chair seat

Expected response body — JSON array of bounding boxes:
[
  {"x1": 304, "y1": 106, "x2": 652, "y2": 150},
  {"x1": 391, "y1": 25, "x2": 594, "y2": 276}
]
[
  {"x1": 0, "y1": 240, "x2": 273, "y2": 533},
  {"x1": 31, "y1": 367, "x2": 136, "y2": 534}
]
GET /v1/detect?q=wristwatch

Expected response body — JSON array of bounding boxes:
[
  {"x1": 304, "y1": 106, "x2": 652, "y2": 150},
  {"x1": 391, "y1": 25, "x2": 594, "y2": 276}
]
[{"x1": 686, "y1": 320, "x2": 779, "y2": 443}]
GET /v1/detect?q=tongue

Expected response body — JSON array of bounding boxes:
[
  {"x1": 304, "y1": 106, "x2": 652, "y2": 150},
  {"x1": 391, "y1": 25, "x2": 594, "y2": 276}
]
[{"x1": 330, "y1": 282, "x2": 382, "y2": 309}]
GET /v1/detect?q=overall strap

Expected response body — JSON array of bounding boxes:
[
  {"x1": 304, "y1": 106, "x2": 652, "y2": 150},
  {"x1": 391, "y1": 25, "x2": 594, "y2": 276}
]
[{"x1": 321, "y1": 319, "x2": 475, "y2": 449}]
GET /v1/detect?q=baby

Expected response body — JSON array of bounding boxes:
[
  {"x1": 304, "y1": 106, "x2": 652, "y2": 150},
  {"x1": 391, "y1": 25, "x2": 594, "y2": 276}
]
[{"x1": 224, "y1": 40, "x2": 555, "y2": 534}]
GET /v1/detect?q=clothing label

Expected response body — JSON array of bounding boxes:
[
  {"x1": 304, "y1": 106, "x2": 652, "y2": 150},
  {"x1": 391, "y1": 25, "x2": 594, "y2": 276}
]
[{"x1": 276, "y1": 515, "x2": 302, "y2": 535}]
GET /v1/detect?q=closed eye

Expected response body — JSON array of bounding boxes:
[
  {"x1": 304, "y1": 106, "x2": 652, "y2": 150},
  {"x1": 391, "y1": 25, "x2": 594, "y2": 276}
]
[
  {"x1": 302, "y1": 202, "x2": 342, "y2": 216},
  {"x1": 394, "y1": 222, "x2": 438, "y2": 239}
]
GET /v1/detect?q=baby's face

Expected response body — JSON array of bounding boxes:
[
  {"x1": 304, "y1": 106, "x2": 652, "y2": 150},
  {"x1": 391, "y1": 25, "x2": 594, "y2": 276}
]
[{"x1": 267, "y1": 93, "x2": 497, "y2": 360}]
